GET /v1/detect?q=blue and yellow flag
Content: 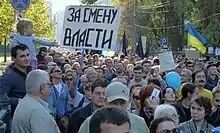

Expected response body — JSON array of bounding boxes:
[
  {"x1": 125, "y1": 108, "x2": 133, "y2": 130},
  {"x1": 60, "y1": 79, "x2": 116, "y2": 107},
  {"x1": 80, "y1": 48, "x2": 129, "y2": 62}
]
[{"x1": 188, "y1": 24, "x2": 207, "y2": 54}]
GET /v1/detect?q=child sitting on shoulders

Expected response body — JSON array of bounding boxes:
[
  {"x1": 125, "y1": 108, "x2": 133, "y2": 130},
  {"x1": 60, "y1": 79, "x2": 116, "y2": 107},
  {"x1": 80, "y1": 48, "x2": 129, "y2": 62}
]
[{"x1": 10, "y1": 18, "x2": 57, "y2": 70}]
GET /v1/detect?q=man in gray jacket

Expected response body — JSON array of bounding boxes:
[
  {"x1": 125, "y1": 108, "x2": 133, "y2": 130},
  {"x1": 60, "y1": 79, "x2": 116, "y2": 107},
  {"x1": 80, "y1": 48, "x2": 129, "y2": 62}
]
[
  {"x1": 11, "y1": 69, "x2": 60, "y2": 133},
  {"x1": 78, "y1": 82, "x2": 149, "y2": 133}
]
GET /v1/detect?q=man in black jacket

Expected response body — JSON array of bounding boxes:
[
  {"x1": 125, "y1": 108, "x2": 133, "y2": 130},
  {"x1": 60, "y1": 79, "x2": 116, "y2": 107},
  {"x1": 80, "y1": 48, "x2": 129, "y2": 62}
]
[
  {"x1": 67, "y1": 78, "x2": 109, "y2": 133},
  {"x1": 0, "y1": 44, "x2": 30, "y2": 116}
]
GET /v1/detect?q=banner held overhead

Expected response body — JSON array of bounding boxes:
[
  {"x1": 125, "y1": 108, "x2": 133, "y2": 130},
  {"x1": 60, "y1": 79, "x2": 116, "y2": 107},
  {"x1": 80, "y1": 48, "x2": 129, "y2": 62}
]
[{"x1": 61, "y1": 6, "x2": 121, "y2": 51}]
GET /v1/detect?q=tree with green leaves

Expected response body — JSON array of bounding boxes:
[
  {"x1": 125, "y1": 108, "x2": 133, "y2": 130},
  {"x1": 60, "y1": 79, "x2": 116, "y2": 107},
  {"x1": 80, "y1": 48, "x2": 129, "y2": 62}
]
[
  {"x1": 0, "y1": 0, "x2": 14, "y2": 40},
  {"x1": 111, "y1": 0, "x2": 135, "y2": 51},
  {"x1": 25, "y1": 0, "x2": 55, "y2": 41},
  {"x1": 113, "y1": 0, "x2": 220, "y2": 52},
  {"x1": 0, "y1": 0, "x2": 55, "y2": 44}
]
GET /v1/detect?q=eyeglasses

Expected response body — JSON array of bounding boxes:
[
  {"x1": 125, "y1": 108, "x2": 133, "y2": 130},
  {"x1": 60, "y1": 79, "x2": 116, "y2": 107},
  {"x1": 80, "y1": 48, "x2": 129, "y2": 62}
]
[
  {"x1": 41, "y1": 83, "x2": 53, "y2": 88},
  {"x1": 65, "y1": 78, "x2": 73, "y2": 81},
  {"x1": 133, "y1": 96, "x2": 140, "y2": 100},
  {"x1": 159, "y1": 128, "x2": 181, "y2": 133}
]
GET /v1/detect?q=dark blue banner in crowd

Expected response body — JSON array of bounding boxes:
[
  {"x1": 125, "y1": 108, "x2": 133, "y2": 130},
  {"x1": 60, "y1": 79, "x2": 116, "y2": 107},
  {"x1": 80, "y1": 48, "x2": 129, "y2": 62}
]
[{"x1": 75, "y1": 48, "x2": 85, "y2": 90}]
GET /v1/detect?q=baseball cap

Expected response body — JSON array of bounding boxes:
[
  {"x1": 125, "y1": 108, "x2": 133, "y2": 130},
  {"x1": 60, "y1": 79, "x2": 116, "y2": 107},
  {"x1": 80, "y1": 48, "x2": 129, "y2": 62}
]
[{"x1": 106, "y1": 82, "x2": 129, "y2": 102}]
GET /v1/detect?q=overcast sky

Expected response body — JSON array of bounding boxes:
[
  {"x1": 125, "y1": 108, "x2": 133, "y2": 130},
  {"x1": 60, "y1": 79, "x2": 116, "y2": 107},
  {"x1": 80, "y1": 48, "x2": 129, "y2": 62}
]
[{"x1": 47, "y1": 0, "x2": 81, "y2": 13}]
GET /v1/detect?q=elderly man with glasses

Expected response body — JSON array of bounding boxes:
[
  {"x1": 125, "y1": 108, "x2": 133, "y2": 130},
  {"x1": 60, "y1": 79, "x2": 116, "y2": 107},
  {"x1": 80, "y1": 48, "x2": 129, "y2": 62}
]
[{"x1": 11, "y1": 69, "x2": 61, "y2": 133}]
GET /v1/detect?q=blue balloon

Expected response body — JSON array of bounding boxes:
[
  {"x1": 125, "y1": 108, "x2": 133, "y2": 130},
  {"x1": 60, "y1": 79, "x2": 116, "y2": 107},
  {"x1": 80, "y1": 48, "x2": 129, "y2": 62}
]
[
  {"x1": 165, "y1": 72, "x2": 181, "y2": 89},
  {"x1": 212, "y1": 127, "x2": 220, "y2": 133},
  {"x1": 102, "y1": 50, "x2": 108, "y2": 56}
]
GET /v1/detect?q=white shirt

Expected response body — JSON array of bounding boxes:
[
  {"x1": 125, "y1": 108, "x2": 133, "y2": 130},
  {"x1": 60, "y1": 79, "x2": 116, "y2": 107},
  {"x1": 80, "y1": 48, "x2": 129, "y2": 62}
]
[
  {"x1": 54, "y1": 83, "x2": 62, "y2": 95},
  {"x1": 72, "y1": 91, "x2": 83, "y2": 107}
]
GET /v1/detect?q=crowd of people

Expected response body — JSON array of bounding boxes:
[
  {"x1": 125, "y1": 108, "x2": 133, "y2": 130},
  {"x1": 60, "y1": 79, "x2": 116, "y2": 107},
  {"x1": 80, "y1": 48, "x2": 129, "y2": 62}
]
[
  {"x1": 1, "y1": 18, "x2": 220, "y2": 133},
  {"x1": 1, "y1": 43, "x2": 220, "y2": 133}
]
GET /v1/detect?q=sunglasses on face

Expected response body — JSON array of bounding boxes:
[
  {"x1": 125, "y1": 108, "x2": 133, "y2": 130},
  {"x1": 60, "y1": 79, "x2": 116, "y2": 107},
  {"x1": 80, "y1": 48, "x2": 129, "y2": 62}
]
[
  {"x1": 65, "y1": 78, "x2": 72, "y2": 81},
  {"x1": 53, "y1": 70, "x2": 62, "y2": 73},
  {"x1": 133, "y1": 95, "x2": 140, "y2": 100},
  {"x1": 84, "y1": 87, "x2": 91, "y2": 91},
  {"x1": 84, "y1": 84, "x2": 91, "y2": 89},
  {"x1": 49, "y1": 64, "x2": 57, "y2": 67},
  {"x1": 159, "y1": 128, "x2": 180, "y2": 133}
]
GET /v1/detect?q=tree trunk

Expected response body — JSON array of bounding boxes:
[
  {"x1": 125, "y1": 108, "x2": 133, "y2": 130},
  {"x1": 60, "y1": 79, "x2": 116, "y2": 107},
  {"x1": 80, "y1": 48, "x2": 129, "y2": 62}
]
[{"x1": 167, "y1": 0, "x2": 182, "y2": 51}]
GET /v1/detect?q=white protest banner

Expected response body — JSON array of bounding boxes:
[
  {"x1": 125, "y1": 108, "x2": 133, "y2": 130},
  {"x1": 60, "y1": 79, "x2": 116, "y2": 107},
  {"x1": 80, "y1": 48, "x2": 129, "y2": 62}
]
[
  {"x1": 208, "y1": 47, "x2": 214, "y2": 54},
  {"x1": 61, "y1": 6, "x2": 121, "y2": 51},
  {"x1": 158, "y1": 51, "x2": 176, "y2": 72},
  {"x1": 185, "y1": 50, "x2": 200, "y2": 59}
]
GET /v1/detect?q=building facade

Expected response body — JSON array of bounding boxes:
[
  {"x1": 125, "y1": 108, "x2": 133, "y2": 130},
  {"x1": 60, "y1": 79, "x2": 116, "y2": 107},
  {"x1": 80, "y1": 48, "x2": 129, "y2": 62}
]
[
  {"x1": 53, "y1": 10, "x2": 65, "y2": 42},
  {"x1": 46, "y1": 1, "x2": 53, "y2": 21}
]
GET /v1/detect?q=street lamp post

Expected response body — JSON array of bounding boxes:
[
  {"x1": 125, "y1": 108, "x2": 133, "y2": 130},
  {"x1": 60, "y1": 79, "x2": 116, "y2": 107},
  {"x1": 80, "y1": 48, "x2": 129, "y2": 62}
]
[
  {"x1": 3, "y1": 36, "x2": 7, "y2": 62},
  {"x1": 181, "y1": 0, "x2": 184, "y2": 51}
]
